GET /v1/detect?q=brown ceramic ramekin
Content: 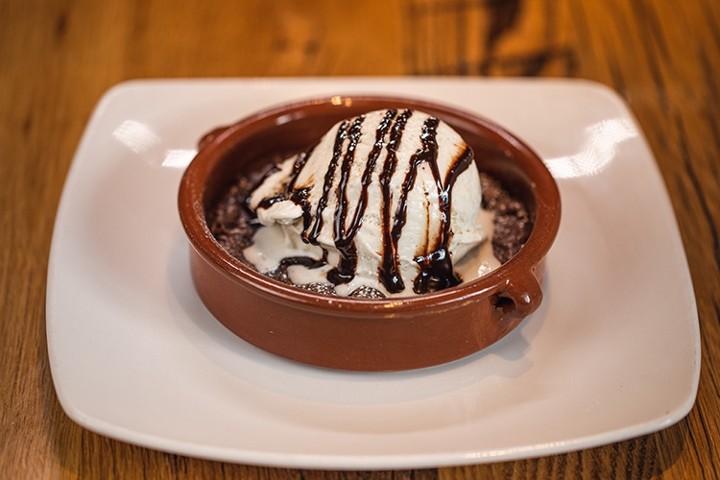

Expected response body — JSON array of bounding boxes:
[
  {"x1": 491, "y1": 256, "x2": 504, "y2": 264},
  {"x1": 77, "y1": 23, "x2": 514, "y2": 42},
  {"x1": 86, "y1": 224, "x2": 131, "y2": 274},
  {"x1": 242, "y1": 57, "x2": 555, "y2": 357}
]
[{"x1": 178, "y1": 96, "x2": 561, "y2": 371}]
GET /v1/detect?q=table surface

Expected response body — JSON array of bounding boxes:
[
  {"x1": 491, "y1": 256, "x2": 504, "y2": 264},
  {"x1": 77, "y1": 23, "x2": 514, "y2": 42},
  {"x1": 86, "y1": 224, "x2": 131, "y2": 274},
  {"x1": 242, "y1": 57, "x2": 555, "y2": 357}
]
[{"x1": 1, "y1": 0, "x2": 718, "y2": 478}]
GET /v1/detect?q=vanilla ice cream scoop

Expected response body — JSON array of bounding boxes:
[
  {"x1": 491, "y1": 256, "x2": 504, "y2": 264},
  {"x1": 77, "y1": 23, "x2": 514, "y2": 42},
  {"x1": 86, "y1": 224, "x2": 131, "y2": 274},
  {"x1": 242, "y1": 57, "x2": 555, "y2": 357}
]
[{"x1": 244, "y1": 108, "x2": 493, "y2": 296}]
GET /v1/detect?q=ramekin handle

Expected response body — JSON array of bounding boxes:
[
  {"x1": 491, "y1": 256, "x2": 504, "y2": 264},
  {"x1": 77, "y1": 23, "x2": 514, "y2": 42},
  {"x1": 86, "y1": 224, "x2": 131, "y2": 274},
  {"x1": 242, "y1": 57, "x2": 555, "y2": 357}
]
[{"x1": 492, "y1": 272, "x2": 543, "y2": 318}]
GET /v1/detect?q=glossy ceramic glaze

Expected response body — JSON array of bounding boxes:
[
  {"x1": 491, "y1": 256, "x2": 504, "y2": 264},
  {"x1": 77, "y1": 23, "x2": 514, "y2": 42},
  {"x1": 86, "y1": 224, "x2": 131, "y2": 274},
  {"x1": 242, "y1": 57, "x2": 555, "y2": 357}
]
[{"x1": 178, "y1": 95, "x2": 561, "y2": 371}]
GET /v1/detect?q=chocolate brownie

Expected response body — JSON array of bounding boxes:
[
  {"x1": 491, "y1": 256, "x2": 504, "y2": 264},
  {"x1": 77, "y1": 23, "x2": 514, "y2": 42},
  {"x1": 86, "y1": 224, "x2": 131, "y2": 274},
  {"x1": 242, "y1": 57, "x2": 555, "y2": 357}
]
[{"x1": 207, "y1": 170, "x2": 530, "y2": 298}]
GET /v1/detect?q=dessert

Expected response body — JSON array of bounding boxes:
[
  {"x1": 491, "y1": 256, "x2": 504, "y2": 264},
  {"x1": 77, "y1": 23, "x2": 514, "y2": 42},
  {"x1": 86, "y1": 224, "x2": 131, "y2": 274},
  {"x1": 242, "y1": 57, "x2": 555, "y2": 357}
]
[
  {"x1": 208, "y1": 109, "x2": 530, "y2": 298},
  {"x1": 178, "y1": 95, "x2": 560, "y2": 370}
]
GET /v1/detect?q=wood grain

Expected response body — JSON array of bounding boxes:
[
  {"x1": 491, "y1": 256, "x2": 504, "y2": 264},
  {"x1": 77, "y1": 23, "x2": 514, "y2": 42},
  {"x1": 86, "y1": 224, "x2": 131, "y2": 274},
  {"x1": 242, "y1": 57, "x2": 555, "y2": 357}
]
[{"x1": 1, "y1": 0, "x2": 718, "y2": 478}]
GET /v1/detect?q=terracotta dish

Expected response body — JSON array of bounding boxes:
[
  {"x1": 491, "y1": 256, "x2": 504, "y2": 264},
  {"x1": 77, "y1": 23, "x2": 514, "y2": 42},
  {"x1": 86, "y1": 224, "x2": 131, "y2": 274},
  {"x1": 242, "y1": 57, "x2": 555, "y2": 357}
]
[{"x1": 178, "y1": 96, "x2": 561, "y2": 371}]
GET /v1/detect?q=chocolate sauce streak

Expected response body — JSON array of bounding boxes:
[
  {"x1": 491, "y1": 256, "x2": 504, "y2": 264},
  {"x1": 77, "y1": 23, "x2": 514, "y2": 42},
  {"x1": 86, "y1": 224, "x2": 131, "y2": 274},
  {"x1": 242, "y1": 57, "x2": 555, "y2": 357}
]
[
  {"x1": 256, "y1": 145, "x2": 316, "y2": 212},
  {"x1": 304, "y1": 120, "x2": 349, "y2": 244},
  {"x1": 278, "y1": 255, "x2": 326, "y2": 270},
  {"x1": 413, "y1": 143, "x2": 474, "y2": 294},
  {"x1": 291, "y1": 186, "x2": 313, "y2": 232},
  {"x1": 256, "y1": 194, "x2": 285, "y2": 210},
  {"x1": 326, "y1": 115, "x2": 365, "y2": 284},
  {"x1": 266, "y1": 255, "x2": 328, "y2": 291},
  {"x1": 378, "y1": 115, "x2": 472, "y2": 294},
  {"x1": 288, "y1": 144, "x2": 315, "y2": 190},
  {"x1": 247, "y1": 163, "x2": 282, "y2": 211},
  {"x1": 378, "y1": 109, "x2": 413, "y2": 293},
  {"x1": 328, "y1": 110, "x2": 397, "y2": 284}
]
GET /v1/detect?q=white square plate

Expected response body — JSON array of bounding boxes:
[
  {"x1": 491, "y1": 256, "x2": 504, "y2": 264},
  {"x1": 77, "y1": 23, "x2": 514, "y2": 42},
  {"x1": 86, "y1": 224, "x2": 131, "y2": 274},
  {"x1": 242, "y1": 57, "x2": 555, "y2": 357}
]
[{"x1": 47, "y1": 78, "x2": 700, "y2": 470}]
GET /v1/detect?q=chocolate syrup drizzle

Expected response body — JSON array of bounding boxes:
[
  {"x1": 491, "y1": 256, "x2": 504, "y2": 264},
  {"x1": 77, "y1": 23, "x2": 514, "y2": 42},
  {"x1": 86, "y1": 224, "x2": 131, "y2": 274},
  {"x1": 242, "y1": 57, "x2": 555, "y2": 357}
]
[
  {"x1": 255, "y1": 109, "x2": 474, "y2": 295},
  {"x1": 378, "y1": 109, "x2": 413, "y2": 292},
  {"x1": 330, "y1": 109, "x2": 398, "y2": 283},
  {"x1": 412, "y1": 141, "x2": 474, "y2": 293}
]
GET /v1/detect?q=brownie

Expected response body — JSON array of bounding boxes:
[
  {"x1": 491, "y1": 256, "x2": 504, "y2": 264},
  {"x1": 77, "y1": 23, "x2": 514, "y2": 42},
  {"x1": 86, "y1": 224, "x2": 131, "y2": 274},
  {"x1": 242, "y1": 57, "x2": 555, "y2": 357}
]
[
  {"x1": 207, "y1": 170, "x2": 530, "y2": 298},
  {"x1": 478, "y1": 173, "x2": 531, "y2": 264}
]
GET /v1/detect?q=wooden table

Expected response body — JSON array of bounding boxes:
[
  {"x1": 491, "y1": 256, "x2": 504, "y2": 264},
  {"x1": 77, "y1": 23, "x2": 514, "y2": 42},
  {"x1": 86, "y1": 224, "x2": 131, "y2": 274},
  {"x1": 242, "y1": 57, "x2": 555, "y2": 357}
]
[{"x1": 2, "y1": 0, "x2": 718, "y2": 478}]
